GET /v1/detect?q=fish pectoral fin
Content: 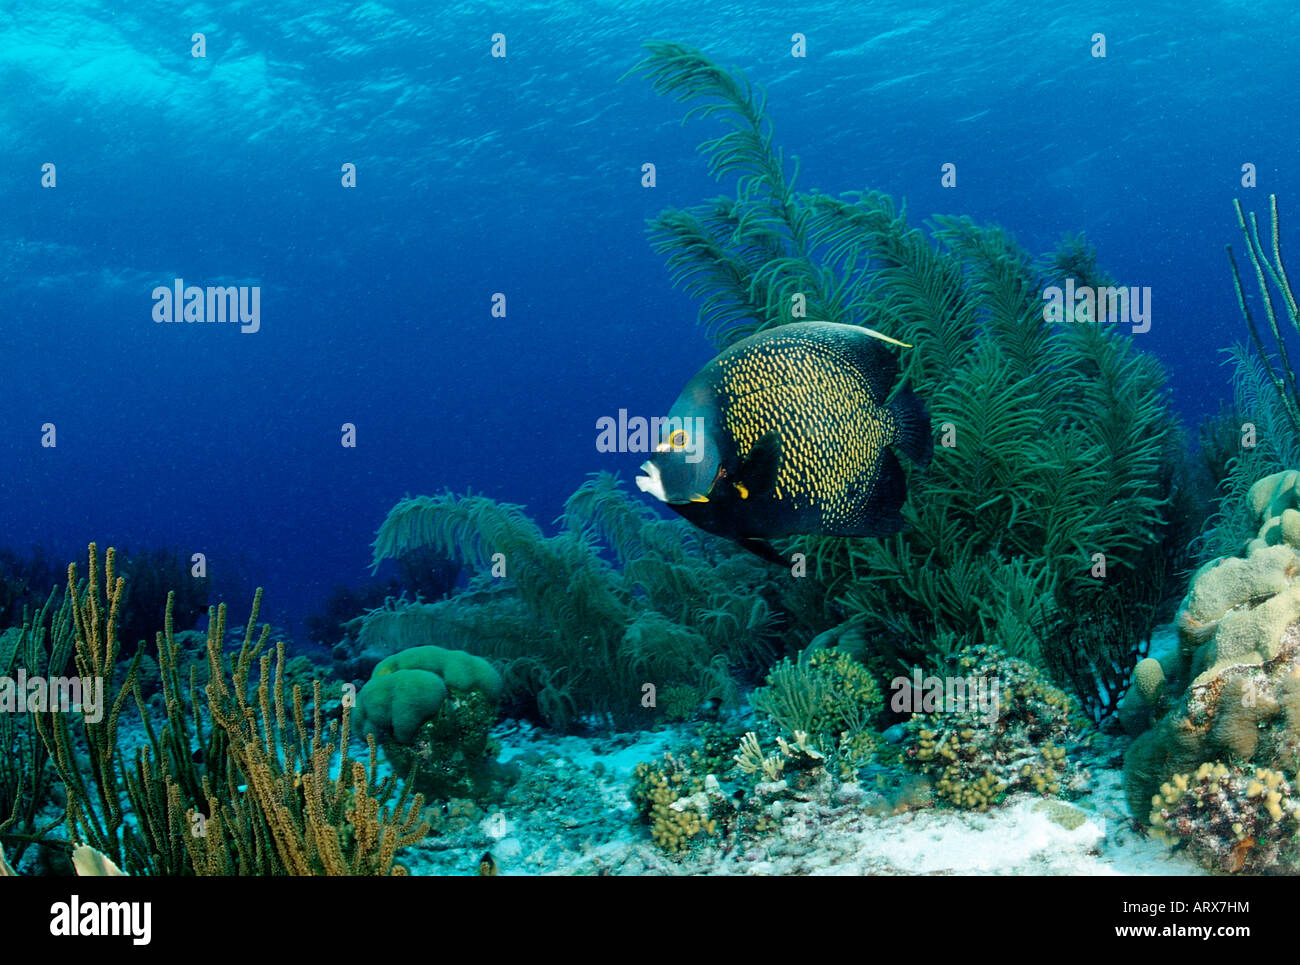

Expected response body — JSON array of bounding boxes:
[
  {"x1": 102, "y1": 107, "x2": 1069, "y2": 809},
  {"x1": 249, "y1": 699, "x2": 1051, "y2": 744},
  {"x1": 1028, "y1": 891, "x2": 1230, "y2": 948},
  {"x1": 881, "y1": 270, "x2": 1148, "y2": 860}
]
[
  {"x1": 740, "y1": 537, "x2": 787, "y2": 565},
  {"x1": 737, "y1": 430, "x2": 782, "y2": 497}
]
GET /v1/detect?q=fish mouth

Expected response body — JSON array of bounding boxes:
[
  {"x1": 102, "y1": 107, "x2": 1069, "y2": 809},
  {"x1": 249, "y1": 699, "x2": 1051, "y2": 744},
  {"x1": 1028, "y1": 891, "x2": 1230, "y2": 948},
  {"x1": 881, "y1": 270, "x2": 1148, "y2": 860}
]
[{"x1": 635, "y1": 461, "x2": 668, "y2": 502}]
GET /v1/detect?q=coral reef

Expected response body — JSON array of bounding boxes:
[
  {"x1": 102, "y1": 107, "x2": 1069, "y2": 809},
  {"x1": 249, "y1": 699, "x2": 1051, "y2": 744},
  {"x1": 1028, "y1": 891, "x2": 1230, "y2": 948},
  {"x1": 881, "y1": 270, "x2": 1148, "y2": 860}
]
[
  {"x1": 1124, "y1": 471, "x2": 1300, "y2": 821},
  {"x1": 629, "y1": 41, "x2": 1185, "y2": 721},
  {"x1": 1149, "y1": 762, "x2": 1300, "y2": 874},
  {"x1": 362, "y1": 472, "x2": 805, "y2": 730},
  {"x1": 355, "y1": 645, "x2": 508, "y2": 801},
  {"x1": 630, "y1": 725, "x2": 842, "y2": 856},
  {"x1": 625, "y1": 646, "x2": 1088, "y2": 855},
  {"x1": 900, "y1": 645, "x2": 1088, "y2": 810}
]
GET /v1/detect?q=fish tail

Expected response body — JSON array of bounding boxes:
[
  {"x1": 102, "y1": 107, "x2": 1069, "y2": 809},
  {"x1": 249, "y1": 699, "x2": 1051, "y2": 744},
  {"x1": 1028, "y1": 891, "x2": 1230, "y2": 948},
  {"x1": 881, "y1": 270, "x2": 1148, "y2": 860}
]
[{"x1": 887, "y1": 386, "x2": 933, "y2": 468}]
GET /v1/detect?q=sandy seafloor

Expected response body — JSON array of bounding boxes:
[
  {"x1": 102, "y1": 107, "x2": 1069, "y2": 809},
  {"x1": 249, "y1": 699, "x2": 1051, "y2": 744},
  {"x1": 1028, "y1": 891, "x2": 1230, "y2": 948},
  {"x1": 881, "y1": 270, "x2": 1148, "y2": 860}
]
[
  {"x1": 397, "y1": 624, "x2": 1205, "y2": 876},
  {"x1": 398, "y1": 718, "x2": 1204, "y2": 877}
]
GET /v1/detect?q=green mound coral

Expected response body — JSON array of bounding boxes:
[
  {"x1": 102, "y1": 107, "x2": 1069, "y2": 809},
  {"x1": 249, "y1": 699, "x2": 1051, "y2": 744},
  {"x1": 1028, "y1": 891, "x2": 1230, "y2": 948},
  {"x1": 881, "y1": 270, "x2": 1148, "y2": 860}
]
[
  {"x1": 364, "y1": 472, "x2": 803, "y2": 730},
  {"x1": 1124, "y1": 470, "x2": 1300, "y2": 821},
  {"x1": 357, "y1": 645, "x2": 502, "y2": 740},
  {"x1": 355, "y1": 645, "x2": 505, "y2": 801},
  {"x1": 900, "y1": 645, "x2": 1087, "y2": 810},
  {"x1": 628, "y1": 42, "x2": 1185, "y2": 721},
  {"x1": 1149, "y1": 762, "x2": 1300, "y2": 874}
]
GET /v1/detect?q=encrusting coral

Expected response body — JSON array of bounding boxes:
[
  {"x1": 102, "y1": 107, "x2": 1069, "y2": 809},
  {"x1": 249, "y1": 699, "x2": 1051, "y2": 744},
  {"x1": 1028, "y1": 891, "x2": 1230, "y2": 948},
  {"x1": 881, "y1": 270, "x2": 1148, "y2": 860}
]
[
  {"x1": 900, "y1": 645, "x2": 1087, "y2": 810},
  {"x1": 630, "y1": 753, "x2": 724, "y2": 854},
  {"x1": 630, "y1": 726, "x2": 838, "y2": 856}
]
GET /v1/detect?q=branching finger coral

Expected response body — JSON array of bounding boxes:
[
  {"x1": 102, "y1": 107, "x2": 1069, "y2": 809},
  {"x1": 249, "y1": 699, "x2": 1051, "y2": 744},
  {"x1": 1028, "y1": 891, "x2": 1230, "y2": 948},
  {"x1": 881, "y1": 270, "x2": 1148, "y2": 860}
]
[
  {"x1": 1150, "y1": 762, "x2": 1300, "y2": 874},
  {"x1": 900, "y1": 645, "x2": 1087, "y2": 810}
]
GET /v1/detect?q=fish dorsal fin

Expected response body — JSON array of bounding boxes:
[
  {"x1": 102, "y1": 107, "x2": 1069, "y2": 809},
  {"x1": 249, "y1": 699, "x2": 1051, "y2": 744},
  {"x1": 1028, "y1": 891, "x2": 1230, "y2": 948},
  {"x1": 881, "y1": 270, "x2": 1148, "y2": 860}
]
[
  {"x1": 840, "y1": 325, "x2": 901, "y2": 401},
  {"x1": 737, "y1": 430, "x2": 782, "y2": 498},
  {"x1": 786, "y1": 321, "x2": 901, "y2": 401},
  {"x1": 858, "y1": 326, "x2": 912, "y2": 349}
]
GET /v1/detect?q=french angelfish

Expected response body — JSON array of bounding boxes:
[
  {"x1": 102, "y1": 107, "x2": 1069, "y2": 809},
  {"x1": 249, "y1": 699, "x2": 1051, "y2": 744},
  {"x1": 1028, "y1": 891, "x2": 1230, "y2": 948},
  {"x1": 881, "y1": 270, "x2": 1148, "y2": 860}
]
[{"x1": 635, "y1": 321, "x2": 932, "y2": 560}]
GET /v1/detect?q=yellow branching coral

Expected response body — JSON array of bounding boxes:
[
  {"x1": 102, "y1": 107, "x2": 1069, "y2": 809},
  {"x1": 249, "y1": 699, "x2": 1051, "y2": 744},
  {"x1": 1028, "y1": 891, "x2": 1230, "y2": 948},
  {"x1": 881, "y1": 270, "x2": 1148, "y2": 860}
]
[
  {"x1": 32, "y1": 544, "x2": 429, "y2": 875},
  {"x1": 734, "y1": 731, "x2": 785, "y2": 781},
  {"x1": 630, "y1": 754, "x2": 722, "y2": 854},
  {"x1": 902, "y1": 645, "x2": 1084, "y2": 810}
]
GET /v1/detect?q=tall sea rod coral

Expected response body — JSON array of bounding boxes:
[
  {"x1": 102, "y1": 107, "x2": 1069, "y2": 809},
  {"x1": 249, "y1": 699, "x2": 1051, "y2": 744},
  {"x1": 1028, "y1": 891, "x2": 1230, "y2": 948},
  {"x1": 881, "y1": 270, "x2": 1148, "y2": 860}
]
[{"x1": 1202, "y1": 196, "x2": 1300, "y2": 559}]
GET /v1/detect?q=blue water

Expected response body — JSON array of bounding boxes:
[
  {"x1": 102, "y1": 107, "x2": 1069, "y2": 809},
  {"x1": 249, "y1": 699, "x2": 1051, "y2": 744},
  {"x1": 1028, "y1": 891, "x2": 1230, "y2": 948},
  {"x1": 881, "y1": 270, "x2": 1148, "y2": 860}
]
[{"x1": 2, "y1": 0, "x2": 1297, "y2": 635}]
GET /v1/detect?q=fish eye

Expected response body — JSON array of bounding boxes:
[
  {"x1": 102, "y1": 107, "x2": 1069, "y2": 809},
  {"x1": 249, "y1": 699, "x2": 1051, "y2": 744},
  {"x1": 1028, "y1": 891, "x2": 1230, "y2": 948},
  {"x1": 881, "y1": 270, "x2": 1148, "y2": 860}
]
[{"x1": 668, "y1": 429, "x2": 689, "y2": 450}]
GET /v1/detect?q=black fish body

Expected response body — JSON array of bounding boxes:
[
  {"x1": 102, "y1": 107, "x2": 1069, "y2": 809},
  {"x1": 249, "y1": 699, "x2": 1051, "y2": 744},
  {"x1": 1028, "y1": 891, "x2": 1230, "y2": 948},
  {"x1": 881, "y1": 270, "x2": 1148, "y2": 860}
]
[{"x1": 636, "y1": 321, "x2": 931, "y2": 547}]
